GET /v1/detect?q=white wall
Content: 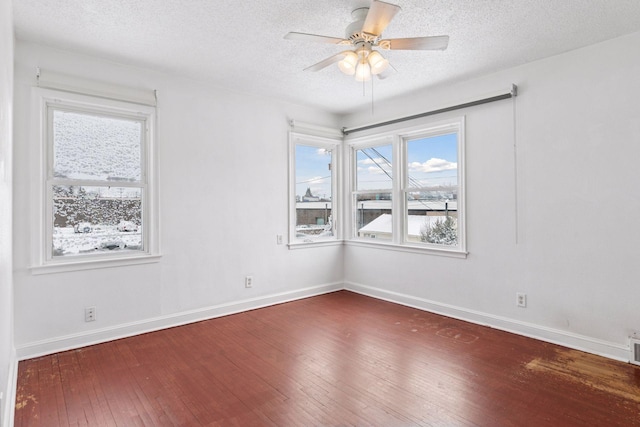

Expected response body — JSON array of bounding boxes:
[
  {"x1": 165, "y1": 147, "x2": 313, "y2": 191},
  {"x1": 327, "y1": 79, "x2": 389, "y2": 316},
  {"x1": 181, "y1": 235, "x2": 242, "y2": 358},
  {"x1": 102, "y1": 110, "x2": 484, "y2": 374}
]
[
  {"x1": 0, "y1": 0, "x2": 14, "y2": 424},
  {"x1": 12, "y1": 41, "x2": 344, "y2": 357},
  {"x1": 342, "y1": 31, "x2": 640, "y2": 360},
  {"x1": 11, "y1": 30, "x2": 640, "y2": 365}
]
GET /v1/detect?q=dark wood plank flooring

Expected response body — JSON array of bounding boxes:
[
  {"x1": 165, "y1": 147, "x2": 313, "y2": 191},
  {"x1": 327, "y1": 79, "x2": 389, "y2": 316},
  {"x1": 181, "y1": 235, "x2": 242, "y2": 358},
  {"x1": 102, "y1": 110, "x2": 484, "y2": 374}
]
[{"x1": 15, "y1": 291, "x2": 640, "y2": 426}]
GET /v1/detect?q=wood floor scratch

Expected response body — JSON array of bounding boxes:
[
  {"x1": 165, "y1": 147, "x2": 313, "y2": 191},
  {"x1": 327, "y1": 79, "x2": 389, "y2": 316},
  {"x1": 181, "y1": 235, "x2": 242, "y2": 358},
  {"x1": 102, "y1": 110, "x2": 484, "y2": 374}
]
[{"x1": 526, "y1": 348, "x2": 640, "y2": 403}]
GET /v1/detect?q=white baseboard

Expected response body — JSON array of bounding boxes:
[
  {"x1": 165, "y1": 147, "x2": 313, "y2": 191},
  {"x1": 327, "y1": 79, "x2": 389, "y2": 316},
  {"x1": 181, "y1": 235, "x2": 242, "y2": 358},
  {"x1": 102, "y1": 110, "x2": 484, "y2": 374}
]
[
  {"x1": 14, "y1": 280, "x2": 630, "y2": 364},
  {"x1": 2, "y1": 350, "x2": 17, "y2": 427},
  {"x1": 344, "y1": 281, "x2": 630, "y2": 362},
  {"x1": 16, "y1": 282, "x2": 343, "y2": 360}
]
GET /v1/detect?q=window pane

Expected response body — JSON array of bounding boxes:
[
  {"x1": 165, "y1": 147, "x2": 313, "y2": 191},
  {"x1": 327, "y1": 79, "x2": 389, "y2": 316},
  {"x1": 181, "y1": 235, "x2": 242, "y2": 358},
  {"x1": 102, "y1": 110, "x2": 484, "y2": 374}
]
[
  {"x1": 53, "y1": 110, "x2": 142, "y2": 181},
  {"x1": 407, "y1": 192, "x2": 458, "y2": 245},
  {"x1": 52, "y1": 185, "x2": 143, "y2": 257},
  {"x1": 295, "y1": 145, "x2": 333, "y2": 242},
  {"x1": 406, "y1": 133, "x2": 457, "y2": 189},
  {"x1": 356, "y1": 144, "x2": 393, "y2": 190},
  {"x1": 406, "y1": 133, "x2": 458, "y2": 246},
  {"x1": 355, "y1": 193, "x2": 392, "y2": 240}
]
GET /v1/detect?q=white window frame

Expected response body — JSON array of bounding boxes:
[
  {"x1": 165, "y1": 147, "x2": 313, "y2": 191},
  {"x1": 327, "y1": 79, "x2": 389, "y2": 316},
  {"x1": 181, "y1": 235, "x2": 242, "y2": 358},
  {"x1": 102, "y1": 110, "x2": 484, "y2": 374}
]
[
  {"x1": 349, "y1": 135, "x2": 396, "y2": 241},
  {"x1": 346, "y1": 117, "x2": 467, "y2": 258},
  {"x1": 288, "y1": 131, "x2": 342, "y2": 248},
  {"x1": 30, "y1": 87, "x2": 161, "y2": 274}
]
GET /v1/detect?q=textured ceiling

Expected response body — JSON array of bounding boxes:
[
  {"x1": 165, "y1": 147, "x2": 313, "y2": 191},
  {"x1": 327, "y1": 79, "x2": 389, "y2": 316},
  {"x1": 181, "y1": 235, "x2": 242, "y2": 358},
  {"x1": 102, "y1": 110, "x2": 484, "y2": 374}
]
[{"x1": 12, "y1": 0, "x2": 640, "y2": 114}]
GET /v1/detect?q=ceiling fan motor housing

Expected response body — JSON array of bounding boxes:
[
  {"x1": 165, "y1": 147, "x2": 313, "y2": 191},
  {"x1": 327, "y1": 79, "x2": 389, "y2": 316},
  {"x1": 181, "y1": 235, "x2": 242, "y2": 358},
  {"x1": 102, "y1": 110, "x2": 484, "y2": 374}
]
[{"x1": 346, "y1": 7, "x2": 376, "y2": 43}]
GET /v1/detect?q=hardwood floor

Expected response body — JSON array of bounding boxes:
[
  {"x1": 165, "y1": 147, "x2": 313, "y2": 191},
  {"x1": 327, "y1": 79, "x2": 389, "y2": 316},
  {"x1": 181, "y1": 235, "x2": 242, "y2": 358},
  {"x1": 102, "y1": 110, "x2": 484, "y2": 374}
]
[{"x1": 15, "y1": 291, "x2": 640, "y2": 426}]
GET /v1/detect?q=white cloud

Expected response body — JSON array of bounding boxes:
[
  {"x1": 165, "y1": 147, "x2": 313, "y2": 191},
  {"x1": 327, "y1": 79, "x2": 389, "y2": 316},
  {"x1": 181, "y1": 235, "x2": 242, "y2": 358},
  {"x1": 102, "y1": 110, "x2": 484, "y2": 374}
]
[
  {"x1": 310, "y1": 185, "x2": 329, "y2": 196},
  {"x1": 359, "y1": 157, "x2": 388, "y2": 166},
  {"x1": 409, "y1": 158, "x2": 457, "y2": 173},
  {"x1": 307, "y1": 176, "x2": 326, "y2": 184},
  {"x1": 367, "y1": 166, "x2": 391, "y2": 175},
  {"x1": 358, "y1": 158, "x2": 392, "y2": 175}
]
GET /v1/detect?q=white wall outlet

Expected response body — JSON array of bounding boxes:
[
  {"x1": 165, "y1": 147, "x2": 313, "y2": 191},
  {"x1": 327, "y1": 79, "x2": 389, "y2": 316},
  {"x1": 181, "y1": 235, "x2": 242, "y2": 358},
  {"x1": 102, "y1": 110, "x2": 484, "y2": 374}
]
[
  {"x1": 276, "y1": 234, "x2": 283, "y2": 245},
  {"x1": 85, "y1": 306, "x2": 96, "y2": 322},
  {"x1": 245, "y1": 276, "x2": 253, "y2": 288},
  {"x1": 516, "y1": 293, "x2": 527, "y2": 308}
]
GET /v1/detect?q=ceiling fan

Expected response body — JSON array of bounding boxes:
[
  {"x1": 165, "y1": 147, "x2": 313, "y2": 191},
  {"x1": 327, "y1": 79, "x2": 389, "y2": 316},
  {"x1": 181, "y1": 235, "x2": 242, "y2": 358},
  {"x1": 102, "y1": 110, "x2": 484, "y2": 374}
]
[{"x1": 284, "y1": 0, "x2": 449, "y2": 82}]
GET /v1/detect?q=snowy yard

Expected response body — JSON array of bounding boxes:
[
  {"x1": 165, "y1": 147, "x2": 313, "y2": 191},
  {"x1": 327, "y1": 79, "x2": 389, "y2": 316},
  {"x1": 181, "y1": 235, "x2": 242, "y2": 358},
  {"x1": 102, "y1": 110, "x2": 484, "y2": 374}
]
[{"x1": 53, "y1": 225, "x2": 142, "y2": 256}]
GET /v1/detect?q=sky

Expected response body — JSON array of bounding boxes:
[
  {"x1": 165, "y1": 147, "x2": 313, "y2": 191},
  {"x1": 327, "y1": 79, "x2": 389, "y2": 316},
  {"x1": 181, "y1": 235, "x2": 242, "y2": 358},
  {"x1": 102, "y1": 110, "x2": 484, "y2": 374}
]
[
  {"x1": 357, "y1": 132, "x2": 458, "y2": 191},
  {"x1": 295, "y1": 132, "x2": 458, "y2": 200},
  {"x1": 296, "y1": 145, "x2": 333, "y2": 200}
]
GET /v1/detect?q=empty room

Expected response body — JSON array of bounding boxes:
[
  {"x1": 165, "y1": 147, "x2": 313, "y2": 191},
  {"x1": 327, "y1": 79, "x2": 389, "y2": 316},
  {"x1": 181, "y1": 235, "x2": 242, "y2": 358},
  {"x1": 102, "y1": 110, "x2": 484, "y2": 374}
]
[{"x1": 1, "y1": 0, "x2": 640, "y2": 425}]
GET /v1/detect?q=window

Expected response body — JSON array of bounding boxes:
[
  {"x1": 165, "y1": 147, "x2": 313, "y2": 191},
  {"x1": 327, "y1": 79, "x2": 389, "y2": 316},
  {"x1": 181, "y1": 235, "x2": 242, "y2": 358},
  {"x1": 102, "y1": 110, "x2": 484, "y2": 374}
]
[
  {"x1": 32, "y1": 88, "x2": 159, "y2": 272},
  {"x1": 289, "y1": 132, "x2": 340, "y2": 245},
  {"x1": 348, "y1": 117, "x2": 465, "y2": 255},
  {"x1": 353, "y1": 142, "x2": 393, "y2": 241},
  {"x1": 404, "y1": 131, "x2": 460, "y2": 247}
]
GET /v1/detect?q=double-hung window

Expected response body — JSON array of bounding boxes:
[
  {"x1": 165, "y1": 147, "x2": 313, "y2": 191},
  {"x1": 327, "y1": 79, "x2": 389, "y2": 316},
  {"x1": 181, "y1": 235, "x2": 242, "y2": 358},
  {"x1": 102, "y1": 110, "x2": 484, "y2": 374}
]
[
  {"x1": 348, "y1": 117, "x2": 466, "y2": 256},
  {"x1": 289, "y1": 131, "x2": 341, "y2": 245},
  {"x1": 32, "y1": 87, "x2": 159, "y2": 272},
  {"x1": 352, "y1": 138, "x2": 394, "y2": 241}
]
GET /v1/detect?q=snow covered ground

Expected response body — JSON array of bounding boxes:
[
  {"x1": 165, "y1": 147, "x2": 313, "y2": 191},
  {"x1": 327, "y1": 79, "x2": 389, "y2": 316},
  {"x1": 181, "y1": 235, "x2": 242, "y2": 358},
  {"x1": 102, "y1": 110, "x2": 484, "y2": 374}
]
[{"x1": 53, "y1": 225, "x2": 142, "y2": 256}]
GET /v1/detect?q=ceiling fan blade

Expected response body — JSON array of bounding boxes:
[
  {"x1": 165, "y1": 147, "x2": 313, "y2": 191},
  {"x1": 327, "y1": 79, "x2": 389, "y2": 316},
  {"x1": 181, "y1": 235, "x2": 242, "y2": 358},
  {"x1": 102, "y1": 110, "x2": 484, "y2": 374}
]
[
  {"x1": 381, "y1": 35, "x2": 449, "y2": 51},
  {"x1": 362, "y1": 0, "x2": 401, "y2": 36},
  {"x1": 284, "y1": 32, "x2": 347, "y2": 44},
  {"x1": 304, "y1": 53, "x2": 346, "y2": 72}
]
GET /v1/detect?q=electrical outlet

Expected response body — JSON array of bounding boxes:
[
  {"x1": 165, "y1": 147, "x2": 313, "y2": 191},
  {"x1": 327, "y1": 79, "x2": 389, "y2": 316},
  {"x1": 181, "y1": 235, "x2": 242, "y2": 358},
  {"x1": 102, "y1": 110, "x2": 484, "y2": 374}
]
[
  {"x1": 245, "y1": 276, "x2": 253, "y2": 288},
  {"x1": 276, "y1": 234, "x2": 283, "y2": 245},
  {"x1": 516, "y1": 293, "x2": 527, "y2": 308},
  {"x1": 85, "y1": 306, "x2": 96, "y2": 322}
]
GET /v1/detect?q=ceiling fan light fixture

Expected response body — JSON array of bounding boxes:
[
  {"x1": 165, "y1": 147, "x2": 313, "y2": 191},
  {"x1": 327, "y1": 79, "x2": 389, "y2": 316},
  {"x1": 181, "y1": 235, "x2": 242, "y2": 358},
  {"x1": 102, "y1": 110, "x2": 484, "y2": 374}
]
[
  {"x1": 285, "y1": 0, "x2": 451, "y2": 84},
  {"x1": 338, "y1": 51, "x2": 358, "y2": 75},
  {"x1": 367, "y1": 50, "x2": 389, "y2": 75},
  {"x1": 355, "y1": 60, "x2": 372, "y2": 82}
]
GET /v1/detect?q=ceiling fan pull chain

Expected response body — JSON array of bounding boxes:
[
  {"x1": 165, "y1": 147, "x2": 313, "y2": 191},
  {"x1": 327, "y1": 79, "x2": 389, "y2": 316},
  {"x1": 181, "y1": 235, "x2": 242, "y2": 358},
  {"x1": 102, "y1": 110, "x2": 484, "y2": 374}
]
[
  {"x1": 363, "y1": 74, "x2": 366, "y2": 97},
  {"x1": 371, "y1": 76, "x2": 375, "y2": 115}
]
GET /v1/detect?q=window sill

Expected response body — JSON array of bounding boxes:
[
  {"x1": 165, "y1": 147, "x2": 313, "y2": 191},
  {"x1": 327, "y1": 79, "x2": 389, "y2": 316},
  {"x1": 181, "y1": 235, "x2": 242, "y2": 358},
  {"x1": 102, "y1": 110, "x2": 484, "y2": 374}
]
[
  {"x1": 30, "y1": 253, "x2": 162, "y2": 275},
  {"x1": 345, "y1": 239, "x2": 468, "y2": 258},
  {"x1": 288, "y1": 240, "x2": 343, "y2": 250}
]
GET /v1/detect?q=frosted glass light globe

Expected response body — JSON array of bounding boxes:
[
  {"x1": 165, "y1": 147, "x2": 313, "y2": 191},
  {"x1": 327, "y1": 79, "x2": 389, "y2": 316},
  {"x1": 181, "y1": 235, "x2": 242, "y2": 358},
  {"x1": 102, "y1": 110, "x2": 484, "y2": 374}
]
[{"x1": 338, "y1": 51, "x2": 358, "y2": 76}]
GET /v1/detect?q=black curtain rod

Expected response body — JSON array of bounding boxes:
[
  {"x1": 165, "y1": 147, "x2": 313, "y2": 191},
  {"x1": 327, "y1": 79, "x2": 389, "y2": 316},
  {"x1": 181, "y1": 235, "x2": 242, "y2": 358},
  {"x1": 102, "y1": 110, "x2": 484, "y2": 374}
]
[{"x1": 342, "y1": 84, "x2": 518, "y2": 135}]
